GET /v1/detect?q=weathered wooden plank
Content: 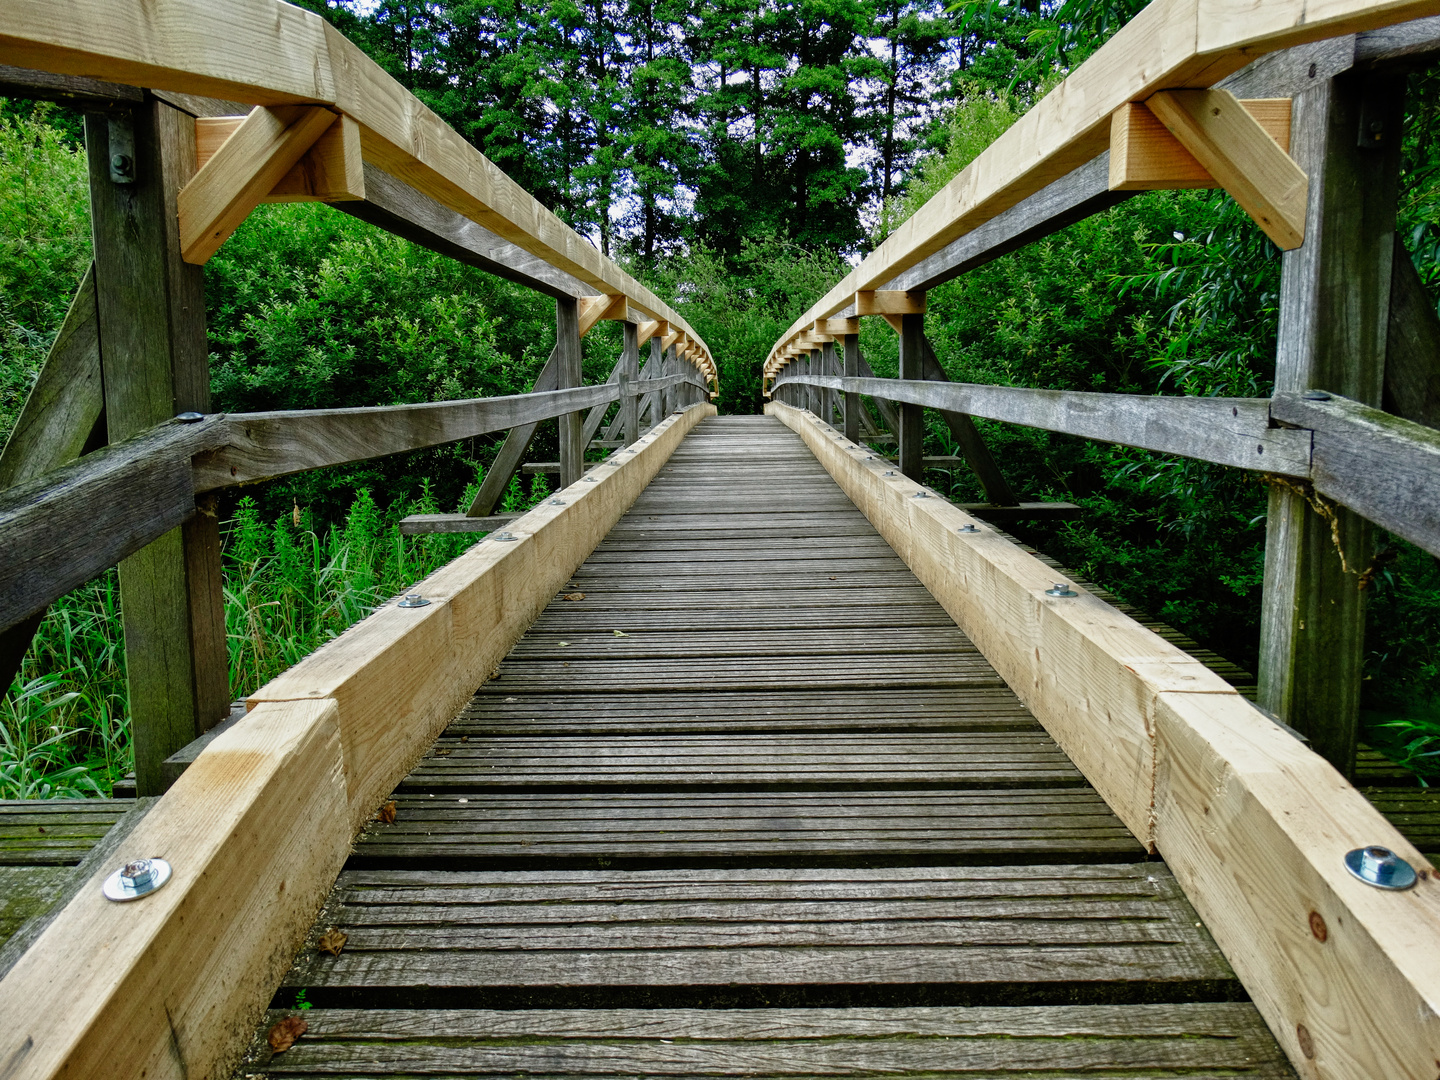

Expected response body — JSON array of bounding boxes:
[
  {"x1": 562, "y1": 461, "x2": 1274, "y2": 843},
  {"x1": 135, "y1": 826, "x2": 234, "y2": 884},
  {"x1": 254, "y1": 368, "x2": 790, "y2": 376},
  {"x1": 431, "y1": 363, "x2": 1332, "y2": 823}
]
[
  {"x1": 778, "y1": 373, "x2": 1312, "y2": 474},
  {"x1": 1271, "y1": 392, "x2": 1440, "y2": 558},
  {"x1": 397, "y1": 514, "x2": 518, "y2": 536},
  {"x1": 1384, "y1": 236, "x2": 1440, "y2": 429}
]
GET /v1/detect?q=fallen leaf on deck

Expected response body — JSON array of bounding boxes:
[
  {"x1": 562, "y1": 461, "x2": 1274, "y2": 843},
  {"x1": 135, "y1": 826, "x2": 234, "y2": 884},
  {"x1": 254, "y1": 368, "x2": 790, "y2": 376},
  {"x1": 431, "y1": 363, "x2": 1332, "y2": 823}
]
[
  {"x1": 268, "y1": 1015, "x2": 308, "y2": 1052},
  {"x1": 612, "y1": 630, "x2": 629, "y2": 636},
  {"x1": 564, "y1": 592, "x2": 586, "y2": 601},
  {"x1": 559, "y1": 641, "x2": 570, "y2": 647},
  {"x1": 377, "y1": 801, "x2": 397, "y2": 824},
  {"x1": 317, "y1": 929, "x2": 348, "y2": 956}
]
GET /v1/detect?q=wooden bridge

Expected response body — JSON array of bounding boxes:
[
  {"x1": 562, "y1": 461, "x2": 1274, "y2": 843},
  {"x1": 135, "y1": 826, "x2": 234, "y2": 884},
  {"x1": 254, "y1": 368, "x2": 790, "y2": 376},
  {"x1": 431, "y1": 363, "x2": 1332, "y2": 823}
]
[{"x1": 3, "y1": 2, "x2": 1440, "y2": 1078}]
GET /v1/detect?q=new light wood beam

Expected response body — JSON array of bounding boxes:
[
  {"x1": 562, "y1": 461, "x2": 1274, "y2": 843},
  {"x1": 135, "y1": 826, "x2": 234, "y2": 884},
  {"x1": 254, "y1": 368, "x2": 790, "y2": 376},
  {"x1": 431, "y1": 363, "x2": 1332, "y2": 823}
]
[
  {"x1": 660, "y1": 327, "x2": 681, "y2": 351},
  {"x1": 855, "y1": 290, "x2": 926, "y2": 316},
  {"x1": 177, "y1": 104, "x2": 337, "y2": 263},
  {"x1": 1111, "y1": 98, "x2": 1291, "y2": 190},
  {"x1": 816, "y1": 318, "x2": 860, "y2": 336},
  {"x1": 636, "y1": 319, "x2": 662, "y2": 343},
  {"x1": 196, "y1": 112, "x2": 364, "y2": 203},
  {"x1": 1144, "y1": 88, "x2": 1308, "y2": 249},
  {"x1": 578, "y1": 293, "x2": 627, "y2": 338}
]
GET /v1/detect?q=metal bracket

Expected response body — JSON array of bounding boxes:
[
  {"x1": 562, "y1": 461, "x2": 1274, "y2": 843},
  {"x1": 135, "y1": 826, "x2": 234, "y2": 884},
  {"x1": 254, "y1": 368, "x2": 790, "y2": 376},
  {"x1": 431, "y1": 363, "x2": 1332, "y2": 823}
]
[{"x1": 107, "y1": 115, "x2": 136, "y2": 184}]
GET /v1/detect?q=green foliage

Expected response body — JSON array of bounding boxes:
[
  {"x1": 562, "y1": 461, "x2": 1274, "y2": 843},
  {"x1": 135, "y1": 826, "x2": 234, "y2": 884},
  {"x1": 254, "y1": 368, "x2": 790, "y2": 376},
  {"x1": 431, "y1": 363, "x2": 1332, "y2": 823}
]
[{"x1": 0, "y1": 103, "x2": 90, "y2": 450}]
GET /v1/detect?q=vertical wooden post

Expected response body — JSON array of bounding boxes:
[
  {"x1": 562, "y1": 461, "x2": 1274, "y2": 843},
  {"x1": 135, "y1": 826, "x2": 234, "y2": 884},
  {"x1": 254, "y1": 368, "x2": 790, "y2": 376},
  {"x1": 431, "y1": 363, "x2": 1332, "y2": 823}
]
[
  {"x1": 898, "y1": 313, "x2": 925, "y2": 480},
  {"x1": 86, "y1": 101, "x2": 228, "y2": 796},
  {"x1": 843, "y1": 335, "x2": 860, "y2": 442},
  {"x1": 821, "y1": 341, "x2": 839, "y2": 426},
  {"x1": 1258, "y1": 70, "x2": 1404, "y2": 776},
  {"x1": 621, "y1": 322, "x2": 640, "y2": 446},
  {"x1": 556, "y1": 297, "x2": 583, "y2": 487},
  {"x1": 808, "y1": 350, "x2": 820, "y2": 416}
]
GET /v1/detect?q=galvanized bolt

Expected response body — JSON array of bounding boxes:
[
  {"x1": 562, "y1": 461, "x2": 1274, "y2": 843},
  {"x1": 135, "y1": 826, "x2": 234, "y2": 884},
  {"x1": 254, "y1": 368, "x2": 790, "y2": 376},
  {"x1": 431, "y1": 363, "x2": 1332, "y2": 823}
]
[
  {"x1": 102, "y1": 857, "x2": 172, "y2": 901},
  {"x1": 397, "y1": 593, "x2": 430, "y2": 608},
  {"x1": 583, "y1": 476, "x2": 598, "y2": 483},
  {"x1": 1045, "y1": 582, "x2": 1077, "y2": 597},
  {"x1": 175, "y1": 411, "x2": 204, "y2": 423},
  {"x1": 1303, "y1": 389, "x2": 1332, "y2": 401},
  {"x1": 960, "y1": 524, "x2": 979, "y2": 533},
  {"x1": 914, "y1": 491, "x2": 930, "y2": 499},
  {"x1": 492, "y1": 531, "x2": 518, "y2": 542},
  {"x1": 883, "y1": 470, "x2": 896, "y2": 476},
  {"x1": 1344, "y1": 845, "x2": 1417, "y2": 890},
  {"x1": 549, "y1": 498, "x2": 565, "y2": 506},
  {"x1": 110, "y1": 153, "x2": 133, "y2": 177}
]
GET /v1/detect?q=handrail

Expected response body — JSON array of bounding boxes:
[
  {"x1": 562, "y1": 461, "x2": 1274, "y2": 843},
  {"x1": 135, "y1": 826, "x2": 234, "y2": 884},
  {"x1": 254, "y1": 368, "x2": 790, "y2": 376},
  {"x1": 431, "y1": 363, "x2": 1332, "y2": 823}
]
[
  {"x1": 764, "y1": 0, "x2": 1440, "y2": 372},
  {"x1": 0, "y1": 0, "x2": 717, "y2": 384}
]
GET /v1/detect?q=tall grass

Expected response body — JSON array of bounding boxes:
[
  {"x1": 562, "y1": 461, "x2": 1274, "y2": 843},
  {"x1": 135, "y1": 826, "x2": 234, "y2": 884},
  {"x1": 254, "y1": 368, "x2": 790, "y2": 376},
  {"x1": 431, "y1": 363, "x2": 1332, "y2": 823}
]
[{"x1": 0, "y1": 473, "x2": 552, "y2": 798}]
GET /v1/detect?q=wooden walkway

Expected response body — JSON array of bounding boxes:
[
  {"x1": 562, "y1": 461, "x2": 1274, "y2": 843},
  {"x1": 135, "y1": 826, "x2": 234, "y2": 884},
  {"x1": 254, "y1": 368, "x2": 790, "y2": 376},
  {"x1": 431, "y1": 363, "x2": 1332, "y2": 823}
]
[{"x1": 214, "y1": 414, "x2": 1293, "y2": 1076}]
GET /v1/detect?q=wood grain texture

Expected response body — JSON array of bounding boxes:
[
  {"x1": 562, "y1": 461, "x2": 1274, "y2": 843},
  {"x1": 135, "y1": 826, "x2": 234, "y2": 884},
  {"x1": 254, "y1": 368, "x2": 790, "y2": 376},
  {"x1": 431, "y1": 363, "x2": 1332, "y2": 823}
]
[
  {"x1": 0, "y1": 264, "x2": 103, "y2": 491},
  {"x1": 1110, "y1": 97, "x2": 1291, "y2": 190},
  {"x1": 774, "y1": 374, "x2": 1313, "y2": 475},
  {"x1": 177, "y1": 103, "x2": 336, "y2": 262},
  {"x1": 0, "y1": 698, "x2": 350, "y2": 1080},
  {"x1": 1270, "y1": 392, "x2": 1440, "y2": 558},
  {"x1": 1385, "y1": 235, "x2": 1440, "y2": 429},
  {"x1": 195, "y1": 111, "x2": 364, "y2": 202},
  {"x1": 243, "y1": 1003, "x2": 1292, "y2": 1076},
  {"x1": 1144, "y1": 89, "x2": 1307, "y2": 248}
]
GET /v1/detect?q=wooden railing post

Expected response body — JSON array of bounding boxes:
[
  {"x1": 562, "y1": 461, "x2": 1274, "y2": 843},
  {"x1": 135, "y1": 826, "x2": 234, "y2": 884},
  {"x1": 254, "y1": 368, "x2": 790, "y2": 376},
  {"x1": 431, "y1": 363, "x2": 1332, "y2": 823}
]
[
  {"x1": 556, "y1": 297, "x2": 583, "y2": 487},
  {"x1": 897, "y1": 313, "x2": 925, "y2": 479},
  {"x1": 843, "y1": 335, "x2": 860, "y2": 442},
  {"x1": 1258, "y1": 68, "x2": 1405, "y2": 776},
  {"x1": 621, "y1": 322, "x2": 640, "y2": 445},
  {"x1": 821, "y1": 340, "x2": 839, "y2": 425},
  {"x1": 85, "y1": 101, "x2": 229, "y2": 795}
]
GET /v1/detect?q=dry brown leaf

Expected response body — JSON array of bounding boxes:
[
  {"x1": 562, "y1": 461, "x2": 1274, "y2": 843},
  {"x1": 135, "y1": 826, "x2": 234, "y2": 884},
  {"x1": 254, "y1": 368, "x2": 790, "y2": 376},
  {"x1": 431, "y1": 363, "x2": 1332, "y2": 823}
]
[
  {"x1": 564, "y1": 592, "x2": 585, "y2": 602},
  {"x1": 317, "y1": 929, "x2": 348, "y2": 956},
  {"x1": 268, "y1": 1015, "x2": 308, "y2": 1052},
  {"x1": 377, "y1": 800, "x2": 397, "y2": 824}
]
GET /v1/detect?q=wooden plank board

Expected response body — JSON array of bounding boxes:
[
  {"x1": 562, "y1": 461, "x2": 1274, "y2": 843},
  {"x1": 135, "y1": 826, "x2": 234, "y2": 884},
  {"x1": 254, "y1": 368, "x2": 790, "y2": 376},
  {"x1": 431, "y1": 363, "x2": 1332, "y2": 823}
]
[
  {"x1": 0, "y1": 800, "x2": 134, "y2": 866},
  {"x1": 244, "y1": 1003, "x2": 1292, "y2": 1076},
  {"x1": 350, "y1": 788, "x2": 1142, "y2": 864},
  {"x1": 283, "y1": 863, "x2": 1232, "y2": 993}
]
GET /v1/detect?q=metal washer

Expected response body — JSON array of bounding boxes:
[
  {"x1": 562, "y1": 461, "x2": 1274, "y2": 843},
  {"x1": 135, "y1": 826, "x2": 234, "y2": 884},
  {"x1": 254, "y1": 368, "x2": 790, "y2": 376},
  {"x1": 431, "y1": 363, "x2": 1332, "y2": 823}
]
[
  {"x1": 102, "y1": 857, "x2": 172, "y2": 902},
  {"x1": 1344, "y1": 845, "x2": 1418, "y2": 890}
]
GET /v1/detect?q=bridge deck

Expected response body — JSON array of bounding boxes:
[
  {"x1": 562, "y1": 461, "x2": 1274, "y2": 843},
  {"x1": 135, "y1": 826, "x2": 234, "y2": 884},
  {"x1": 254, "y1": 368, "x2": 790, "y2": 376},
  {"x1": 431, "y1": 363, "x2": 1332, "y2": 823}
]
[{"x1": 222, "y1": 415, "x2": 1295, "y2": 1076}]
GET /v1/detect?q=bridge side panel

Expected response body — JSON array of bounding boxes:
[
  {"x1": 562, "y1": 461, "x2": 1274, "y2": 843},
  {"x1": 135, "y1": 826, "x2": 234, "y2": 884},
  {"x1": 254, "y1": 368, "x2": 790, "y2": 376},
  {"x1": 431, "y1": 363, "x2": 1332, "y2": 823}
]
[
  {"x1": 767, "y1": 398, "x2": 1440, "y2": 1080},
  {"x1": 0, "y1": 402, "x2": 715, "y2": 1080}
]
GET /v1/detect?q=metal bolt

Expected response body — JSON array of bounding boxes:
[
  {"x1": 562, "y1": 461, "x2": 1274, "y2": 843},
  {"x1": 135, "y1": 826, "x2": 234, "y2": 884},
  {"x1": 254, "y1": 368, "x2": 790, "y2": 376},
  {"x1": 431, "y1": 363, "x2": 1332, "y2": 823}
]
[
  {"x1": 102, "y1": 857, "x2": 172, "y2": 902},
  {"x1": 1045, "y1": 582, "x2": 1077, "y2": 597},
  {"x1": 914, "y1": 491, "x2": 930, "y2": 499},
  {"x1": 110, "y1": 153, "x2": 133, "y2": 177},
  {"x1": 492, "y1": 531, "x2": 518, "y2": 542},
  {"x1": 960, "y1": 524, "x2": 979, "y2": 533},
  {"x1": 582, "y1": 477, "x2": 598, "y2": 483},
  {"x1": 1344, "y1": 845, "x2": 1417, "y2": 890},
  {"x1": 883, "y1": 470, "x2": 896, "y2": 477},
  {"x1": 397, "y1": 593, "x2": 430, "y2": 608},
  {"x1": 175, "y1": 411, "x2": 204, "y2": 423},
  {"x1": 549, "y1": 498, "x2": 565, "y2": 506},
  {"x1": 1303, "y1": 389, "x2": 1332, "y2": 401}
]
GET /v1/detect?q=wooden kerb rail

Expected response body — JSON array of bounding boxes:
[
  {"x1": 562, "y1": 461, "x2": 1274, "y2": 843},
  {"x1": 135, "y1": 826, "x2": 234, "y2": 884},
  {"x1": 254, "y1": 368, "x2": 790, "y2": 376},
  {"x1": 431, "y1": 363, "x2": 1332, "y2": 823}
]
[
  {"x1": 0, "y1": 403, "x2": 715, "y2": 1080},
  {"x1": 768, "y1": 400, "x2": 1440, "y2": 1080}
]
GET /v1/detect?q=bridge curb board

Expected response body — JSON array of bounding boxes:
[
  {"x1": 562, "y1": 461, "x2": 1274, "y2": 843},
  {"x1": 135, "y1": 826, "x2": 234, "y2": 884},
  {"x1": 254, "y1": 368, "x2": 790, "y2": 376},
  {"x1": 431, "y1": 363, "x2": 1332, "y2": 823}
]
[
  {"x1": 767, "y1": 398, "x2": 1440, "y2": 1079},
  {"x1": 0, "y1": 402, "x2": 715, "y2": 1080}
]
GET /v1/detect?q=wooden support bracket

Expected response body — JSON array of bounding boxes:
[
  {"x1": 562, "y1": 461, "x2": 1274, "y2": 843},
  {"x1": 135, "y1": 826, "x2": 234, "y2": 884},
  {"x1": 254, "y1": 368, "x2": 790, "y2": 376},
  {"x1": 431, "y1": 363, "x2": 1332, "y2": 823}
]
[
  {"x1": 578, "y1": 293, "x2": 627, "y2": 338},
  {"x1": 855, "y1": 290, "x2": 926, "y2": 316},
  {"x1": 1142, "y1": 89, "x2": 1308, "y2": 250},
  {"x1": 660, "y1": 326, "x2": 681, "y2": 351},
  {"x1": 816, "y1": 318, "x2": 860, "y2": 336},
  {"x1": 178, "y1": 104, "x2": 338, "y2": 264},
  {"x1": 196, "y1": 112, "x2": 364, "y2": 205},
  {"x1": 1110, "y1": 98, "x2": 1292, "y2": 191},
  {"x1": 636, "y1": 319, "x2": 662, "y2": 343}
]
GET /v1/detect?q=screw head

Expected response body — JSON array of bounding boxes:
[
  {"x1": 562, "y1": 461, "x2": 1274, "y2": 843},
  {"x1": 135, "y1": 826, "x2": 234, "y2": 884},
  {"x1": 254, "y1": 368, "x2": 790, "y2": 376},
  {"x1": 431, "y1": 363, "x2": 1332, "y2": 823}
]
[
  {"x1": 397, "y1": 593, "x2": 430, "y2": 608},
  {"x1": 1045, "y1": 582, "x2": 1078, "y2": 597},
  {"x1": 1344, "y1": 845, "x2": 1417, "y2": 890},
  {"x1": 1303, "y1": 389, "x2": 1332, "y2": 401},
  {"x1": 103, "y1": 857, "x2": 172, "y2": 901},
  {"x1": 175, "y1": 411, "x2": 204, "y2": 423}
]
